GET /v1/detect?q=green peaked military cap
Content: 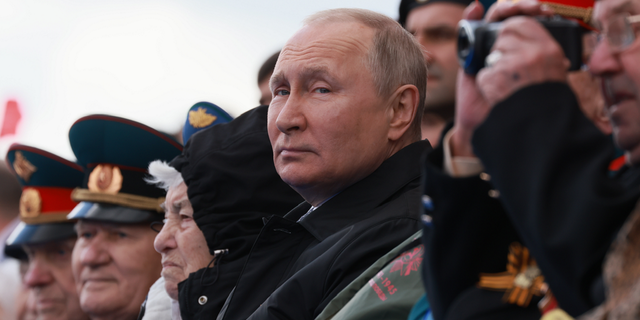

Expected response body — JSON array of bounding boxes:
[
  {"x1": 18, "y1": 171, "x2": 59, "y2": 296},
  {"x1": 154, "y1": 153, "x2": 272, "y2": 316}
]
[{"x1": 67, "y1": 114, "x2": 183, "y2": 223}]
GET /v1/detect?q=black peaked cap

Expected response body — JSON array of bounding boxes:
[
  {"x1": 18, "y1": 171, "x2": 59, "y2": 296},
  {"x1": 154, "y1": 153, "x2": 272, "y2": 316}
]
[
  {"x1": 170, "y1": 105, "x2": 304, "y2": 262},
  {"x1": 399, "y1": 0, "x2": 475, "y2": 27}
]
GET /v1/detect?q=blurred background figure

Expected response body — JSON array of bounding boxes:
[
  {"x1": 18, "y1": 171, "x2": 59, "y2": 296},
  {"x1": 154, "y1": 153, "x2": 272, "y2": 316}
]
[
  {"x1": 0, "y1": 162, "x2": 23, "y2": 320},
  {"x1": 257, "y1": 51, "x2": 280, "y2": 106},
  {"x1": 4, "y1": 144, "x2": 89, "y2": 320},
  {"x1": 399, "y1": 0, "x2": 473, "y2": 146}
]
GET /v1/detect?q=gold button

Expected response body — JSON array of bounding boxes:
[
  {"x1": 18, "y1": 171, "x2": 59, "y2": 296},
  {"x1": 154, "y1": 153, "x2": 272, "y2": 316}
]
[
  {"x1": 488, "y1": 190, "x2": 500, "y2": 198},
  {"x1": 480, "y1": 172, "x2": 491, "y2": 181},
  {"x1": 198, "y1": 296, "x2": 208, "y2": 305}
]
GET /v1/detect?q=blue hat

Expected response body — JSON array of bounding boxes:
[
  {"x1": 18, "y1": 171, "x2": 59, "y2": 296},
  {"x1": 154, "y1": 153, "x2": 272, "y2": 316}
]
[
  {"x1": 67, "y1": 115, "x2": 183, "y2": 223},
  {"x1": 4, "y1": 144, "x2": 85, "y2": 259},
  {"x1": 182, "y1": 102, "x2": 233, "y2": 144}
]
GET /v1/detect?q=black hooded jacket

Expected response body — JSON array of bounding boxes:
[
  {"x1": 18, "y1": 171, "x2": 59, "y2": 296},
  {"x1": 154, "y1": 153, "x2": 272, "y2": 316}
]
[{"x1": 170, "y1": 105, "x2": 304, "y2": 319}]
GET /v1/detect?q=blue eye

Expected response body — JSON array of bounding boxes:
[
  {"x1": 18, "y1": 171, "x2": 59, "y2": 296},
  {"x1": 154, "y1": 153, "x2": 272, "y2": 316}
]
[
  {"x1": 315, "y1": 88, "x2": 330, "y2": 93},
  {"x1": 117, "y1": 232, "x2": 127, "y2": 238},
  {"x1": 80, "y1": 232, "x2": 93, "y2": 239},
  {"x1": 276, "y1": 89, "x2": 290, "y2": 96}
]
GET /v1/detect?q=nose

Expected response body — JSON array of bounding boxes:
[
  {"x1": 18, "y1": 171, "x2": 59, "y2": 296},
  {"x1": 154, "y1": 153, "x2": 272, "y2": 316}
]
[
  {"x1": 79, "y1": 237, "x2": 110, "y2": 267},
  {"x1": 24, "y1": 257, "x2": 54, "y2": 288},
  {"x1": 274, "y1": 94, "x2": 307, "y2": 134},
  {"x1": 154, "y1": 223, "x2": 177, "y2": 254},
  {"x1": 588, "y1": 38, "x2": 622, "y2": 77},
  {"x1": 423, "y1": 49, "x2": 434, "y2": 67},
  {"x1": 414, "y1": 35, "x2": 434, "y2": 67}
]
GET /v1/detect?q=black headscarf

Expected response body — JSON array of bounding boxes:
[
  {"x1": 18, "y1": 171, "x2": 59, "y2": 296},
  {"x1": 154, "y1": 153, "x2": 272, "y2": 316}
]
[{"x1": 170, "y1": 105, "x2": 303, "y2": 263}]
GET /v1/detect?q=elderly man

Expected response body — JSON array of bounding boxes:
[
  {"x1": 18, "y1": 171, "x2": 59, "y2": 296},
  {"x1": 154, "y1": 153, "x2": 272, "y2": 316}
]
[
  {"x1": 440, "y1": 0, "x2": 640, "y2": 317},
  {"x1": 399, "y1": 0, "x2": 473, "y2": 145},
  {"x1": 0, "y1": 162, "x2": 22, "y2": 320},
  {"x1": 216, "y1": 8, "x2": 428, "y2": 320},
  {"x1": 67, "y1": 115, "x2": 182, "y2": 320},
  {"x1": 4, "y1": 144, "x2": 89, "y2": 320}
]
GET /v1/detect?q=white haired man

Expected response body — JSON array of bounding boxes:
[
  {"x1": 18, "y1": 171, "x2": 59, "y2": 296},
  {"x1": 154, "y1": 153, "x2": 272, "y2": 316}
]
[{"x1": 217, "y1": 8, "x2": 429, "y2": 320}]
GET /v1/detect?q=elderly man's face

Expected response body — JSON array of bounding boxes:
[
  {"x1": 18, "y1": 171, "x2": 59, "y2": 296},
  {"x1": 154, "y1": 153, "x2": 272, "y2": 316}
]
[
  {"x1": 589, "y1": 0, "x2": 640, "y2": 163},
  {"x1": 154, "y1": 181, "x2": 213, "y2": 300},
  {"x1": 23, "y1": 239, "x2": 88, "y2": 320},
  {"x1": 72, "y1": 220, "x2": 161, "y2": 319},
  {"x1": 268, "y1": 21, "x2": 393, "y2": 205}
]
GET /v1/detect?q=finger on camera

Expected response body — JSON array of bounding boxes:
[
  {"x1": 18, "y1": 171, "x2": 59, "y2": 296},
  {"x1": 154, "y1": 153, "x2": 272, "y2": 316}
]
[
  {"x1": 476, "y1": 62, "x2": 517, "y2": 106},
  {"x1": 499, "y1": 17, "x2": 565, "y2": 58},
  {"x1": 484, "y1": 0, "x2": 554, "y2": 22},
  {"x1": 463, "y1": 1, "x2": 485, "y2": 20}
]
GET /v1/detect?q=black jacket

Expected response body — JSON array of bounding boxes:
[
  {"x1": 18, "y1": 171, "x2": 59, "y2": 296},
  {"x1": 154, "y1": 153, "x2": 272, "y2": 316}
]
[
  {"x1": 421, "y1": 125, "x2": 541, "y2": 320},
  {"x1": 170, "y1": 105, "x2": 304, "y2": 319},
  {"x1": 471, "y1": 83, "x2": 640, "y2": 316},
  {"x1": 218, "y1": 140, "x2": 429, "y2": 320}
]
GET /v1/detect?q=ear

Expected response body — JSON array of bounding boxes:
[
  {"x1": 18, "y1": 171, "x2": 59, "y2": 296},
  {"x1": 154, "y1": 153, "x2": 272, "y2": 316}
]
[{"x1": 387, "y1": 84, "x2": 420, "y2": 141}]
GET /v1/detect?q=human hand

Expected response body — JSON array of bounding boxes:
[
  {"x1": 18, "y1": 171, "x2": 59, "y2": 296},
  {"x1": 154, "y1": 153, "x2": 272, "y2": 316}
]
[
  {"x1": 476, "y1": 16, "x2": 570, "y2": 106},
  {"x1": 450, "y1": 0, "x2": 564, "y2": 157},
  {"x1": 451, "y1": 1, "x2": 490, "y2": 157}
]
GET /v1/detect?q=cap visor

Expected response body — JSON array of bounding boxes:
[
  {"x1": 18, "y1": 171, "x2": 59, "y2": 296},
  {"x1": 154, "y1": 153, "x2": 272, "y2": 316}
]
[
  {"x1": 68, "y1": 201, "x2": 161, "y2": 224},
  {"x1": 6, "y1": 222, "x2": 76, "y2": 247}
]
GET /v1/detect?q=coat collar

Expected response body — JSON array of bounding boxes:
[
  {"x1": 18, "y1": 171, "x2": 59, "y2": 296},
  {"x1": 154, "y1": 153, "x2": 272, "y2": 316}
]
[{"x1": 284, "y1": 140, "x2": 431, "y2": 241}]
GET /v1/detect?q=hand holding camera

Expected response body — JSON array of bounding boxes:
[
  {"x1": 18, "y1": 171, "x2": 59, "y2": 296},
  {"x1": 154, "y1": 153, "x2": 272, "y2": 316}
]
[{"x1": 450, "y1": 0, "x2": 574, "y2": 157}]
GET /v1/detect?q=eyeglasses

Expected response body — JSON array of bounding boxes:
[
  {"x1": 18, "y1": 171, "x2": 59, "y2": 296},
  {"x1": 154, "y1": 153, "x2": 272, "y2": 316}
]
[
  {"x1": 150, "y1": 220, "x2": 166, "y2": 233},
  {"x1": 593, "y1": 13, "x2": 640, "y2": 53}
]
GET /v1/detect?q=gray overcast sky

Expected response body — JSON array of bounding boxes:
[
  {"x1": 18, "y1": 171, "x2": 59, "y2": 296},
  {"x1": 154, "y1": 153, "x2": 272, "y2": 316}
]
[{"x1": 0, "y1": 0, "x2": 402, "y2": 159}]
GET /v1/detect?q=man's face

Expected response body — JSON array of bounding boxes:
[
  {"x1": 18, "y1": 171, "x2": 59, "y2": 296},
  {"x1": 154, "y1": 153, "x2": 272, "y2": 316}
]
[
  {"x1": 259, "y1": 76, "x2": 273, "y2": 106},
  {"x1": 589, "y1": 0, "x2": 640, "y2": 162},
  {"x1": 72, "y1": 220, "x2": 161, "y2": 319},
  {"x1": 23, "y1": 239, "x2": 88, "y2": 320},
  {"x1": 154, "y1": 181, "x2": 213, "y2": 300},
  {"x1": 268, "y1": 21, "x2": 393, "y2": 205},
  {"x1": 406, "y1": 3, "x2": 465, "y2": 114}
]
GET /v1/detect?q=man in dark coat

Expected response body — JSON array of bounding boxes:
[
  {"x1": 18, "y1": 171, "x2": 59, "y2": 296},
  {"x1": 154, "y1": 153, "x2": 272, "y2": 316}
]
[
  {"x1": 216, "y1": 8, "x2": 428, "y2": 320},
  {"x1": 441, "y1": 0, "x2": 640, "y2": 317}
]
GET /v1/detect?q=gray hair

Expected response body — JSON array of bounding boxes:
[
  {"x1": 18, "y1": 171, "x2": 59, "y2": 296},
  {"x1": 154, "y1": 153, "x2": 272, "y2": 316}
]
[
  {"x1": 304, "y1": 8, "x2": 427, "y2": 140},
  {"x1": 146, "y1": 160, "x2": 183, "y2": 191}
]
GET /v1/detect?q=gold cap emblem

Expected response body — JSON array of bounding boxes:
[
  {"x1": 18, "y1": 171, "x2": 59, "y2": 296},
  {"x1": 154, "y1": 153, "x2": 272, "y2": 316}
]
[
  {"x1": 189, "y1": 107, "x2": 218, "y2": 129},
  {"x1": 13, "y1": 151, "x2": 37, "y2": 182},
  {"x1": 20, "y1": 188, "x2": 42, "y2": 218},
  {"x1": 416, "y1": 0, "x2": 430, "y2": 3},
  {"x1": 88, "y1": 165, "x2": 123, "y2": 194}
]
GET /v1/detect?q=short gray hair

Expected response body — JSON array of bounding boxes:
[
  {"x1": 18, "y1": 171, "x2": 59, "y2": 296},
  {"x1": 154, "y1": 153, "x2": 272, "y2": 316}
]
[
  {"x1": 146, "y1": 160, "x2": 183, "y2": 191},
  {"x1": 304, "y1": 8, "x2": 427, "y2": 140}
]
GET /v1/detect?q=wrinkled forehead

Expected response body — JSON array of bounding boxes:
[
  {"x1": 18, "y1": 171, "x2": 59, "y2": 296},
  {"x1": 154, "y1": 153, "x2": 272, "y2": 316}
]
[
  {"x1": 594, "y1": 0, "x2": 640, "y2": 20},
  {"x1": 278, "y1": 21, "x2": 374, "y2": 65},
  {"x1": 75, "y1": 219, "x2": 131, "y2": 230},
  {"x1": 25, "y1": 237, "x2": 76, "y2": 252},
  {"x1": 166, "y1": 181, "x2": 188, "y2": 201}
]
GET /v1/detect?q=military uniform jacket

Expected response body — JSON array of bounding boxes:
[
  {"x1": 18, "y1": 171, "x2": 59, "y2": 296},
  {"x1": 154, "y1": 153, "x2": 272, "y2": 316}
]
[
  {"x1": 472, "y1": 83, "x2": 640, "y2": 316},
  {"x1": 422, "y1": 126, "x2": 541, "y2": 320},
  {"x1": 217, "y1": 140, "x2": 428, "y2": 320}
]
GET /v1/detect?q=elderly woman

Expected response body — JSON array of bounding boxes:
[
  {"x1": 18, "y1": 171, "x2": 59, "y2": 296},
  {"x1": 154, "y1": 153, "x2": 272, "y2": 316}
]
[
  {"x1": 147, "y1": 161, "x2": 213, "y2": 301},
  {"x1": 148, "y1": 104, "x2": 304, "y2": 319}
]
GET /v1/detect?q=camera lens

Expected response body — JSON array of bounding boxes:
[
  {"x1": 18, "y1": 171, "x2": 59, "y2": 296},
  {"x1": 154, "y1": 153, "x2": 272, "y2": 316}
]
[{"x1": 457, "y1": 20, "x2": 477, "y2": 71}]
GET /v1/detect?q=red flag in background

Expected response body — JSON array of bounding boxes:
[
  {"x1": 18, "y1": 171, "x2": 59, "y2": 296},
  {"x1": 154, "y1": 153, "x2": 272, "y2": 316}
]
[{"x1": 1, "y1": 100, "x2": 22, "y2": 137}]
